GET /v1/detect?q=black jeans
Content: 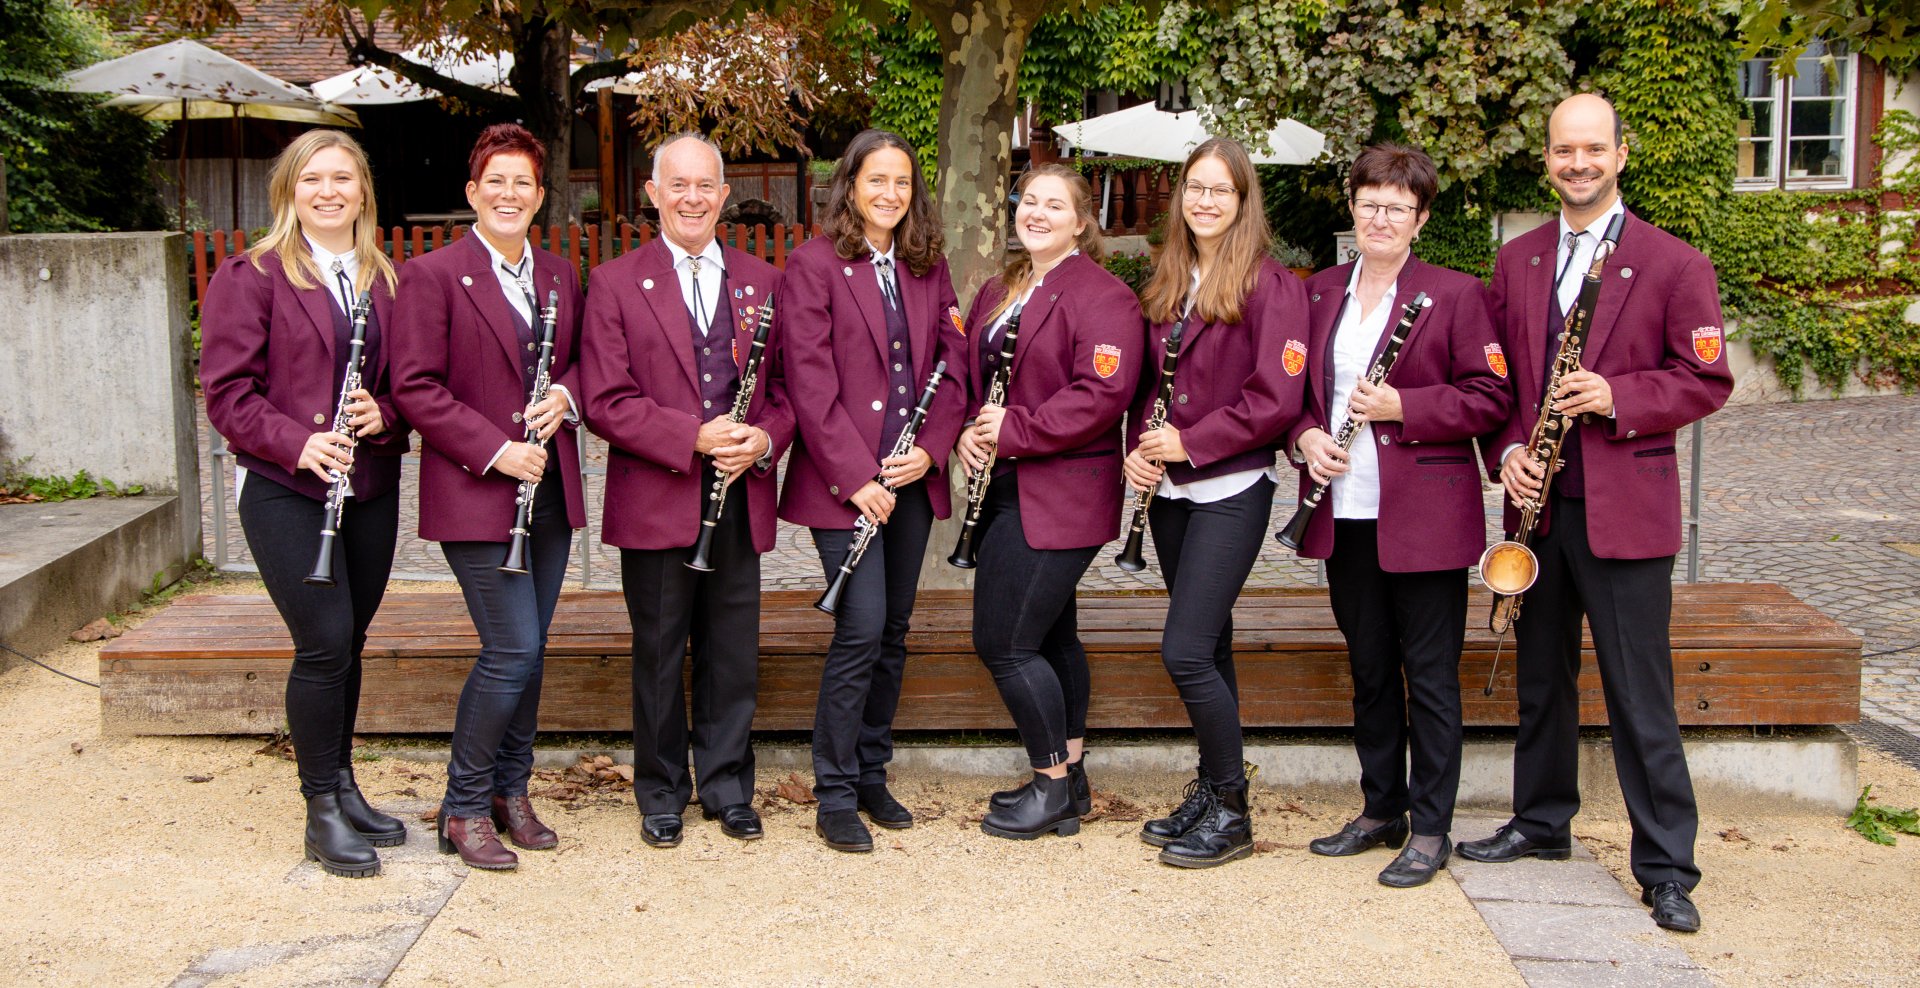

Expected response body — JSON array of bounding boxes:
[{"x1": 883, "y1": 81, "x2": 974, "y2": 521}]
[
  {"x1": 1147, "y1": 477, "x2": 1273, "y2": 788},
  {"x1": 239, "y1": 473, "x2": 398, "y2": 797},
  {"x1": 439, "y1": 476, "x2": 571, "y2": 818},
  {"x1": 972, "y1": 474, "x2": 1097, "y2": 769},
  {"x1": 1326, "y1": 519, "x2": 1466, "y2": 836}
]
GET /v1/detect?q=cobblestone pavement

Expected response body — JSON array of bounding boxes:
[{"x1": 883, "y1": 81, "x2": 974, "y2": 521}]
[{"x1": 196, "y1": 394, "x2": 1920, "y2": 736}]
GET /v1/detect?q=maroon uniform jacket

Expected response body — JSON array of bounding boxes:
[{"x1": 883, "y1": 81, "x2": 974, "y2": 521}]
[
  {"x1": 776, "y1": 236, "x2": 970, "y2": 529},
  {"x1": 202, "y1": 250, "x2": 410, "y2": 502},
  {"x1": 1487, "y1": 210, "x2": 1732, "y2": 560},
  {"x1": 579, "y1": 238, "x2": 794, "y2": 553},
  {"x1": 389, "y1": 232, "x2": 587, "y2": 543},
  {"x1": 1289, "y1": 255, "x2": 1513, "y2": 571},
  {"x1": 964, "y1": 251, "x2": 1146, "y2": 550}
]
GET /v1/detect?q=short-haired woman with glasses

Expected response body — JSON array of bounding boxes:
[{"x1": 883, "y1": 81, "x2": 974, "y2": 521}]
[{"x1": 1285, "y1": 142, "x2": 1512, "y2": 887}]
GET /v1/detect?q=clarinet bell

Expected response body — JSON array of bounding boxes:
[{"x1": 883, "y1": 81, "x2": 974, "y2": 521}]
[
  {"x1": 1274, "y1": 501, "x2": 1315, "y2": 551},
  {"x1": 1477, "y1": 540, "x2": 1538, "y2": 597},
  {"x1": 1113, "y1": 527, "x2": 1148, "y2": 573},
  {"x1": 685, "y1": 522, "x2": 717, "y2": 573},
  {"x1": 499, "y1": 532, "x2": 532, "y2": 575},
  {"x1": 814, "y1": 567, "x2": 851, "y2": 615},
  {"x1": 303, "y1": 534, "x2": 338, "y2": 587},
  {"x1": 946, "y1": 525, "x2": 978, "y2": 569}
]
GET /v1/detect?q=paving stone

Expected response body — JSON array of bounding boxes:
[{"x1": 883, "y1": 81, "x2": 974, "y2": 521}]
[
  {"x1": 1450, "y1": 856, "x2": 1640, "y2": 908},
  {"x1": 1472, "y1": 901, "x2": 1699, "y2": 967},
  {"x1": 1512, "y1": 959, "x2": 1712, "y2": 988}
]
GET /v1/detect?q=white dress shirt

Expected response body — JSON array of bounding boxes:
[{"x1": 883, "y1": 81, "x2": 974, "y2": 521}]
[
  {"x1": 473, "y1": 228, "x2": 575, "y2": 474},
  {"x1": 665, "y1": 236, "x2": 727, "y2": 337},
  {"x1": 305, "y1": 234, "x2": 360, "y2": 315},
  {"x1": 1329, "y1": 259, "x2": 1396, "y2": 520},
  {"x1": 1156, "y1": 268, "x2": 1279, "y2": 504},
  {"x1": 984, "y1": 249, "x2": 1078, "y2": 341}
]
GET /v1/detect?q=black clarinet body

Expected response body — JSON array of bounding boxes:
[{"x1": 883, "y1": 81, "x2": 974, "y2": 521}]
[
  {"x1": 947, "y1": 303, "x2": 1023, "y2": 570},
  {"x1": 816, "y1": 361, "x2": 948, "y2": 614},
  {"x1": 304, "y1": 290, "x2": 374, "y2": 587},
  {"x1": 1114, "y1": 319, "x2": 1186, "y2": 573},
  {"x1": 500, "y1": 290, "x2": 561, "y2": 575},
  {"x1": 686, "y1": 294, "x2": 776, "y2": 573}
]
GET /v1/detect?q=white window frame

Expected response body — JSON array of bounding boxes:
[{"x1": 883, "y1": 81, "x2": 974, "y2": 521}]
[{"x1": 1736, "y1": 43, "x2": 1859, "y2": 192}]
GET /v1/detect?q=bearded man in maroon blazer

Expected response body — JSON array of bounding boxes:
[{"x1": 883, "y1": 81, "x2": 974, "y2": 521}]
[
  {"x1": 1457, "y1": 95, "x2": 1732, "y2": 935},
  {"x1": 580, "y1": 132, "x2": 793, "y2": 849}
]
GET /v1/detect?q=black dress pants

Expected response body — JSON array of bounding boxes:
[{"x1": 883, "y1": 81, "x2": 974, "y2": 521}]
[
  {"x1": 808, "y1": 482, "x2": 933, "y2": 811},
  {"x1": 240, "y1": 474, "x2": 398, "y2": 797},
  {"x1": 1326, "y1": 519, "x2": 1466, "y2": 836},
  {"x1": 1147, "y1": 477, "x2": 1274, "y2": 788},
  {"x1": 622, "y1": 476, "x2": 760, "y2": 814},
  {"x1": 1511, "y1": 493, "x2": 1700, "y2": 890}
]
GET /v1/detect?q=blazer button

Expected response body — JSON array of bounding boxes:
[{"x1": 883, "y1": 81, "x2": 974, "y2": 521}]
[
  {"x1": 703, "y1": 373, "x2": 712, "y2": 382},
  {"x1": 894, "y1": 363, "x2": 903, "y2": 372},
  {"x1": 703, "y1": 400, "x2": 713, "y2": 409},
  {"x1": 1626, "y1": 429, "x2": 1638, "y2": 438},
  {"x1": 898, "y1": 385, "x2": 908, "y2": 394},
  {"x1": 512, "y1": 412, "x2": 524, "y2": 423},
  {"x1": 526, "y1": 342, "x2": 535, "y2": 351},
  {"x1": 893, "y1": 341, "x2": 902, "y2": 350},
  {"x1": 313, "y1": 413, "x2": 325, "y2": 425},
  {"x1": 830, "y1": 485, "x2": 840, "y2": 495},
  {"x1": 871, "y1": 400, "x2": 883, "y2": 411},
  {"x1": 703, "y1": 347, "x2": 712, "y2": 356},
  {"x1": 1177, "y1": 394, "x2": 1188, "y2": 404}
]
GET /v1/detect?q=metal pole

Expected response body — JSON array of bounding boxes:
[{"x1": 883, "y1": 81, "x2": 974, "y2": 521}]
[
  {"x1": 577, "y1": 437, "x2": 592, "y2": 588},
  {"x1": 210, "y1": 430, "x2": 228, "y2": 570},
  {"x1": 1686, "y1": 419, "x2": 1703, "y2": 582}
]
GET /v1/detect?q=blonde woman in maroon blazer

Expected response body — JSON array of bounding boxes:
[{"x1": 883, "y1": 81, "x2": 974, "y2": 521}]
[
  {"x1": 1288, "y1": 143, "x2": 1511, "y2": 888},
  {"x1": 1122, "y1": 138, "x2": 1309, "y2": 869},
  {"x1": 390, "y1": 124, "x2": 585, "y2": 871},
  {"x1": 776, "y1": 130, "x2": 970, "y2": 852},
  {"x1": 202, "y1": 129, "x2": 408, "y2": 878},
  {"x1": 960, "y1": 164, "x2": 1145, "y2": 841}
]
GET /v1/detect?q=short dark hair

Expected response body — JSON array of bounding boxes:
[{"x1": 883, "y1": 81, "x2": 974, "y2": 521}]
[
  {"x1": 1347, "y1": 142, "x2": 1438, "y2": 214},
  {"x1": 468, "y1": 123, "x2": 547, "y2": 186}
]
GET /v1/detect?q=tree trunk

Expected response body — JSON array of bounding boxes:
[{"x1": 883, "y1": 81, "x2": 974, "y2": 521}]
[{"x1": 512, "y1": 20, "x2": 577, "y2": 228}]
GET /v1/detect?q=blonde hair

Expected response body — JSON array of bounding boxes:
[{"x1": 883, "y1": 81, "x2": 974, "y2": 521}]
[
  {"x1": 248, "y1": 129, "x2": 397, "y2": 297},
  {"x1": 988, "y1": 165, "x2": 1106, "y2": 323},
  {"x1": 1140, "y1": 138, "x2": 1271, "y2": 325}
]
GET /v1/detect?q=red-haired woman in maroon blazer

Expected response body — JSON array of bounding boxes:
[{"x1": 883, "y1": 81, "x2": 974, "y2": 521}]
[
  {"x1": 1288, "y1": 143, "x2": 1512, "y2": 887},
  {"x1": 390, "y1": 124, "x2": 586, "y2": 871},
  {"x1": 777, "y1": 129, "x2": 970, "y2": 852},
  {"x1": 959, "y1": 164, "x2": 1145, "y2": 840},
  {"x1": 203, "y1": 129, "x2": 410, "y2": 878},
  {"x1": 1122, "y1": 138, "x2": 1309, "y2": 869}
]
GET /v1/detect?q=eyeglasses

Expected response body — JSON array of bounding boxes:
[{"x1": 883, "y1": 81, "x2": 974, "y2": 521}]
[
  {"x1": 1352, "y1": 199, "x2": 1418, "y2": 223},
  {"x1": 1182, "y1": 182, "x2": 1238, "y2": 202}
]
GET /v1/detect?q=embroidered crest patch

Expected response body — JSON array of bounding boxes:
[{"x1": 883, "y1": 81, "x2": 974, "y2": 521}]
[
  {"x1": 731, "y1": 338, "x2": 739, "y2": 365},
  {"x1": 949, "y1": 305, "x2": 966, "y2": 336},
  {"x1": 1093, "y1": 344, "x2": 1122, "y2": 379},
  {"x1": 1283, "y1": 339, "x2": 1308, "y2": 377},
  {"x1": 1692, "y1": 325, "x2": 1723, "y2": 363},
  {"x1": 1485, "y1": 343, "x2": 1509, "y2": 379}
]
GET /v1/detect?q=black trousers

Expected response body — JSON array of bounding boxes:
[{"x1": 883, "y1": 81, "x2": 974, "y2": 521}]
[
  {"x1": 1511, "y1": 493, "x2": 1699, "y2": 890},
  {"x1": 439, "y1": 475, "x2": 571, "y2": 818},
  {"x1": 622, "y1": 477, "x2": 759, "y2": 814},
  {"x1": 239, "y1": 474, "x2": 398, "y2": 797},
  {"x1": 1147, "y1": 477, "x2": 1274, "y2": 788},
  {"x1": 1326, "y1": 520, "x2": 1466, "y2": 836},
  {"x1": 809, "y1": 482, "x2": 933, "y2": 811},
  {"x1": 972, "y1": 474, "x2": 1097, "y2": 769}
]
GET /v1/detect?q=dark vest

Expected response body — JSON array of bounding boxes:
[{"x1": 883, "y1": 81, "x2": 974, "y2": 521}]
[
  {"x1": 505, "y1": 293, "x2": 539, "y2": 395},
  {"x1": 690, "y1": 266, "x2": 740, "y2": 418},
  {"x1": 877, "y1": 269, "x2": 916, "y2": 455},
  {"x1": 1547, "y1": 290, "x2": 1586, "y2": 498}
]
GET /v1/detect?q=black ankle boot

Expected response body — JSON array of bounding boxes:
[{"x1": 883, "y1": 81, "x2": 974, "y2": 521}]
[
  {"x1": 989, "y1": 777, "x2": 1032, "y2": 809},
  {"x1": 335, "y1": 768, "x2": 407, "y2": 847},
  {"x1": 1067, "y1": 760, "x2": 1092, "y2": 817},
  {"x1": 305, "y1": 791, "x2": 381, "y2": 878},
  {"x1": 981, "y1": 772, "x2": 1080, "y2": 840},
  {"x1": 1158, "y1": 783, "x2": 1253, "y2": 869},
  {"x1": 1140, "y1": 770, "x2": 1211, "y2": 847}
]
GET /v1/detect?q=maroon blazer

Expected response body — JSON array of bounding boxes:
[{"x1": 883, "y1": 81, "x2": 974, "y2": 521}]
[
  {"x1": 1487, "y1": 210, "x2": 1732, "y2": 560},
  {"x1": 965, "y1": 251, "x2": 1146, "y2": 550},
  {"x1": 776, "y1": 236, "x2": 970, "y2": 528},
  {"x1": 1126, "y1": 259, "x2": 1308, "y2": 485},
  {"x1": 579, "y1": 238, "x2": 794, "y2": 552},
  {"x1": 201, "y1": 250, "x2": 410, "y2": 502},
  {"x1": 389, "y1": 232, "x2": 586, "y2": 543},
  {"x1": 1288, "y1": 255, "x2": 1513, "y2": 571}
]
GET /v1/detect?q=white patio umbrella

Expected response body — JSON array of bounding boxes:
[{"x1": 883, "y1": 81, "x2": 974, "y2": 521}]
[
  {"x1": 312, "y1": 47, "x2": 515, "y2": 105},
  {"x1": 1053, "y1": 102, "x2": 1325, "y2": 165}
]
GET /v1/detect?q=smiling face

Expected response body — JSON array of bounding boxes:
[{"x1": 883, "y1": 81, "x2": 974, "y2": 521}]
[
  {"x1": 293, "y1": 145, "x2": 363, "y2": 248},
  {"x1": 1545, "y1": 94, "x2": 1628, "y2": 217},
  {"x1": 1014, "y1": 174, "x2": 1085, "y2": 265},
  {"x1": 465, "y1": 152, "x2": 543, "y2": 251},
  {"x1": 1350, "y1": 183, "x2": 1428, "y2": 265},
  {"x1": 1180, "y1": 154, "x2": 1240, "y2": 247},
  {"x1": 852, "y1": 146, "x2": 913, "y2": 248},
  {"x1": 646, "y1": 137, "x2": 729, "y2": 253}
]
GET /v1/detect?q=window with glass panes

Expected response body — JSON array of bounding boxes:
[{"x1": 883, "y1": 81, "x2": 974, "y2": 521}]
[{"x1": 1737, "y1": 41, "x2": 1856, "y2": 189}]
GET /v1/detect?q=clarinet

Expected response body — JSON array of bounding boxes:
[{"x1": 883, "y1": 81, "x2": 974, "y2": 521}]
[
  {"x1": 500, "y1": 290, "x2": 560, "y2": 575},
  {"x1": 815, "y1": 361, "x2": 948, "y2": 614},
  {"x1": 947, "y1": 302, "x2": 1023, "y2": 569},
  {"x1": 1480, "y1": 210, "x2": 1626, "y2": 695},
  {"x1": 1114, "y1": 319, "x2": 1186, "y2": 573},
  {"x1": 304, "y1": 290, "x2": 374, "y2": 587},
  {"x1": 686, "y1": 293, "x2": 776, "y2": 573},
  {"x1": 1275, "y1": 292, "x2": 1432, "y2": 550}
]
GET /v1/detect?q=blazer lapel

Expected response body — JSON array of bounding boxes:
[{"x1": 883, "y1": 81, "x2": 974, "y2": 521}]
[
  {"x1": 457, "y1": 235, "x2": 529, "y2": 372},
  {"x1": 1379, "y1": 257, "x2": 1437, "y2": 374},
  {"x1": 899, "y1": 264, "x2": 932, "y2": 380},
  {"x1": 633, "y1": 240, "x2": 699, "y2": 392},
  {"x1": 1006, "y1": 255, "x2": 1074, "y2": 376},
  {"x1": 293, "y1": 275, "x2": 337, "y2": 360},
  {"x1": 846, "y1": 257, "x2": 891, "y2": 361},
  {"x1": 368, "y1": 285, "x2": 394, "y2": 390},
  {"x1": 1517, "y1": 227, "x2": 1555, "y2": 404}
]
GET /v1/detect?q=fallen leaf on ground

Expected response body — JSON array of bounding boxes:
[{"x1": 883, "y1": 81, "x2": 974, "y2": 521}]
[
  {"x1": 1250, "y1": 840, "x2": 1282, "y2": 854},
  {"x1": 70, "y1": 742, "x2": 83, "y2": 755},
  {"x1": 773, "y1": 773, "x2": 816, "y2": 805},
  {"x1": 254, "y1": 735, "x2": 295, "y2": 761},
  {"x1": 184, "y1": 774, "x2": 213, "y2": 783},
  {"x1": 70, "y1": 618, "x2": 121, "y2": 642},
  {"x1": 1719, "y1": 827, "x2": 1751, "y2": 842},
  {"x1": 612, "y1": 764, "x2": 634, "y2": 783},
  {"x1": 419, "y1": 808, "x2": 439, "y2": 822},
  {"x1": 455, "y1": 928, "x2": 482, "y2": 939},
  {"x1": 1084, "y1": 790, "x2": 1144, "y2": 823}
]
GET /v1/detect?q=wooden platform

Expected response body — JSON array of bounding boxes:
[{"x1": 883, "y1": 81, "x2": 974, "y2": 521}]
[{"x1": 98, "y1": 584, "x2": 1861, "y2": 735}]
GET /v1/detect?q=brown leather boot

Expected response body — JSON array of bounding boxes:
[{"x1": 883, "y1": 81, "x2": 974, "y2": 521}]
[
  {"x1": 491, "y1": 794, "x2": 558, "y2": 850},
  {"x1": 437, "y1": 808, "x2": 518, "y2": 870}
]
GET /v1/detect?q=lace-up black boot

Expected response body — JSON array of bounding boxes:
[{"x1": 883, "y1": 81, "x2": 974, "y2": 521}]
[
  {"x1": 1157, "y1": 783, "x2": 1253, "y2": 869},
  {"x1": 1139, "y1": 770, "x2": 1211, "y2": 847}
]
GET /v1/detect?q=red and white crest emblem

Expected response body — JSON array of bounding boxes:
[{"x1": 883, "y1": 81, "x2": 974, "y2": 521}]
[
  {"x1": 949, "y1": 305, "x2": 966, "y2": 336},
  {"x1": 1092, "y1": 343, "x2": 1122, "y2": 379},
  {"x1": 1485, "y1": 343, "x2": 1508, "y2": 379},
  {"x1": 731, "y1": 338, "x2": 739, "y2": 365},
  {"x1": 1692, "y1": 325, "x2": 1723, "y2": 363},
  {"x1": 1282, "y1": 339, "x2": 1308, "y2": 377}
]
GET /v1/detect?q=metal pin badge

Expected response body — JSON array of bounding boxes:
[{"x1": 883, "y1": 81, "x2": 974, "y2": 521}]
[
  {"x1": 1530, "y1": 257, "x2": 1540, "y2": 267},
  {"x1": 643, "y1": 278, "x2": 654, "y2": 290},
  {"x1": 746, "y1": 285, "x2": 755, "y2": 296},
  {"x1": 461, "y1": 276, "x2": 473, "y2": 286},
  {"x1": 1620, "y1": 268, "x2": 1634, "y2": 279},
  {"x1": 844, "y1": 266, "x2": 854, "y2": 277}
]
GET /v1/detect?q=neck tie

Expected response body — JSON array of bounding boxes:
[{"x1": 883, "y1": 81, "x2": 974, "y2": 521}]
[
  {"x1": 874, "y1": 255, "x2": 900, "y2": 311},
  {"x1": 502, "y1": 260, "x2": 535, "y2": 323},
  {"x1": 688, "y1": 255, "x2": 708, "y2": 336},
  {"x1": 1552, "y1": 231, "x2": 1583, "y2": 301},
  {"x1": 330, "y1": 259, "x2": 354, "y2": 318}
]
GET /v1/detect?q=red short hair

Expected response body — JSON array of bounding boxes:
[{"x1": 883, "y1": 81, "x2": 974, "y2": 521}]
[{"x1": 468, "y1": 123, "x2": 546, "y2": 186}]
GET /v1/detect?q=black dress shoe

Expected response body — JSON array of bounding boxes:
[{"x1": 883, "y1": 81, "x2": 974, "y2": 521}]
[
  {"x1": 1158, "y1": 784, "x2": 1253, "y2": 869},
  {"x1": 1308, "y1": 815, "x2": 1410, "y2": 857},
  {"x1": 981, "y1": 772, "x2": 1080, "y2": 840},
  {"x1": 335, "y1": 768, "x2": 406, "y2": 847},
  {"x1": 816, "y1": 809, "x2": 874, "y2": 852},
  {"x1": 640, "y1": 813, "x2": 683, "y2": 848},
  {"x1": 1067, "y1": 761, "x2": 1092, "y2": 817},
  {"x1": 856, "y1": 784, "x2": 914, "y2": 829},
  {"x1": 1456, "y1": 824, "x2": 1572, "y2": 863},
  {"x1": 304, "y1": 791, "x2": 381, "y2": 878},
  {"x1": 1140, "y1": 772, "x2": 1211, "y2": 848},
  {"x1": 1378, "y1": 836, "x2": 1452, "y2": 888},
  {"x1": 1642, "y1": 881, "x2": 1702, "y2": 932},
  {"x1": 702, "y1": 803, "x2": 764, "y2": 840}
]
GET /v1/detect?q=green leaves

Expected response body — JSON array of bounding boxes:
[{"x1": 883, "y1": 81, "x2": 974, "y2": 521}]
[{"x1": 1846, "y1": 784, "x2": 1920, "y2": 846}]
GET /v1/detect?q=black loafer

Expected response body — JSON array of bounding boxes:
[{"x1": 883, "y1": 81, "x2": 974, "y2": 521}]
[
  {"x1": 1642, "y1": 881, "x2": 1702, "y2": 932},
  {"x1": 1308, "y1": 815, "x2": 1410, "y2": 857},
  {"x1": 702, "y1": 803, "x2": 764, "y2": 840},
  {"x1": 640, "y1": 813, "x2": 683, "y2": 848},
  {"x1": 1457, "y1": 824, "x2": 1572, "y2": 863},
  {"x1": 816, "y1": 809, "x2": 874, "y2": 852},
  {"x1": 1378, "y1": 836, "x2": 1451, "y2": 888},
  {"x1": 856, "y1": 784, "x2": 914, "y2": 829}
]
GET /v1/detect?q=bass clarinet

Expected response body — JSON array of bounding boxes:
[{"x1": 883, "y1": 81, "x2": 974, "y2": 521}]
[
  {"x1": 500, "y1": 290, "x2": 560, "y2": 575},
  {"x1": 304, "y1": 289, "x2": 374, "y2": 587},
  {"x1": 1114, "y1": 320, "x2": 1185, "y2": 573},
  {"x1": 1274, "y1": 292, "x2": 1432, "y2": 550},
  {"x1": 1479, "y1": 210, "x2": 1625, "y2": 694},
  {"x1": 947, "y1": 302, "x2": 1022, "y2": 569},
  {"x1": 816, "y1": 361, "x2": 948, "y2": 614},
  {"x1": 686, "y1": 294, "x2": 776, "y2": 573}
]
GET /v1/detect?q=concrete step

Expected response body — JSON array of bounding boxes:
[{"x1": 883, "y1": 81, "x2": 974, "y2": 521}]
[{"x1": 0, "y1": 495, "x2": 194, "y2": 666}]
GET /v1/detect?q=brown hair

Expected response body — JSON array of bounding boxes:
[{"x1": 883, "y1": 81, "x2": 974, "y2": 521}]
[
  {"x1": 1347, "y1": 141, "x2": 1438, "y2": 213},
  {"x1": 1140, "y1": 138, "x2": 1270, "y2": 325},
  {"x1": 247, "y1": 129, "x2": 397, "y2": 296},
  {"x1": 987, "y1": 164, "x2": 1106, "y2": 323},
  {"x1": 823, "y1": 129, "x2": 944, "y2": 277}
]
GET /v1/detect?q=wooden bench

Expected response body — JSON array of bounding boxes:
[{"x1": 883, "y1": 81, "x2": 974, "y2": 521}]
[{"x1": 98, "y1": 583, "x2": 1860, "y2": 735}]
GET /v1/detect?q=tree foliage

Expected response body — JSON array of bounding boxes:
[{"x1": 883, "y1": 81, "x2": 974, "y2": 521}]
[{"x1": 1733, "y1": 0, "x2": 1920, "y2": 77}]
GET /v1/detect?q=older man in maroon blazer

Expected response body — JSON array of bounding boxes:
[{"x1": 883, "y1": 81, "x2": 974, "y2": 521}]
[
  {"x1": 581, "y1": 131, "x2": 793, "y2": 849},
  {"x1": 1458, "y1": 94, "x2": 1732, "y2": 934}
]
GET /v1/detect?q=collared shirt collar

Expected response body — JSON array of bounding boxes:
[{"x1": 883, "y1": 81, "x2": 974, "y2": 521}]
[
  {"x1": 665, "y1": 236, "x2": 726, "y2": 273},
  {"x1": 1343, "y1": 254, "x2": 1398, "y2": 303},
  {"x1": 473, "y1": 226, "x2": 535, "y2": 279},
  {"x1": 865, "y1": 238, "x2": 896, "y2": 266},
  {"x1": 1557, "y1": 196, "x2": 1625, "y2": 251}
]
